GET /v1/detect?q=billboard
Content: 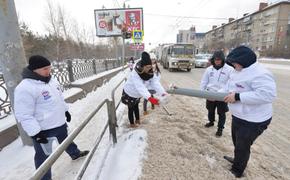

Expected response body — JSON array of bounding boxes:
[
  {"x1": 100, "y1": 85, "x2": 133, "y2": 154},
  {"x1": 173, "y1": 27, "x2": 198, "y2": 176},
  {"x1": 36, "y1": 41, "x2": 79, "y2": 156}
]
[
  {"x1": 130, "y1": 43, "x2": 145, "y2": 51},
  {"x1": 94, "y1": 8, "x2": 143, "y2": 37}
]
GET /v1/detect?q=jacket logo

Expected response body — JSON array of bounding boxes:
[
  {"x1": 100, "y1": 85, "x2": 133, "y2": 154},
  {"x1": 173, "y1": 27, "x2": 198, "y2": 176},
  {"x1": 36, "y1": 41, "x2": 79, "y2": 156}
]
[
  {"x1": 42, "y1": 91, "x2": 51, "y2": 100},
  {"x1": 235, "y1": 83, "x2": 244, "y2": 89}
]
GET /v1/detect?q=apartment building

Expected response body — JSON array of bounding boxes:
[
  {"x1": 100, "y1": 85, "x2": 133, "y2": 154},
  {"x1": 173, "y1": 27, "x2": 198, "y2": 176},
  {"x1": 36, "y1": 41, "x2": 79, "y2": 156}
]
[
  {"x1": 176, "y1": 26, "x2": 195, "y2": 44},
  {"x1": 176, "y1": 26, "x2": 206, "y2": 53},
  {"x1": 205, "y1": 1, "x2": 290, "y2": 57}
]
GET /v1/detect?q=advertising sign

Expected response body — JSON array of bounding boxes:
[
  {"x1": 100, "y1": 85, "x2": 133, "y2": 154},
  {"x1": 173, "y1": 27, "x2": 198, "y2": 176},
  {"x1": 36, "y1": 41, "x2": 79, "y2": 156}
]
[
  {"x1": 94, "y1": 8, "x2": 143, "y2": 37},
  {"x1": 130, "y1": 43, "x2": 145, "y2": 51}
]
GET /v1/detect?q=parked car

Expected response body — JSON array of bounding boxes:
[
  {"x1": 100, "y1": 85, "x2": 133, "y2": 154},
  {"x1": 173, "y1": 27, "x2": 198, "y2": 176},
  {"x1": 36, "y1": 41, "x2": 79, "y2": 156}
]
[{"x1": 194, "y1": 54, "x2": 211, "y2": 68}]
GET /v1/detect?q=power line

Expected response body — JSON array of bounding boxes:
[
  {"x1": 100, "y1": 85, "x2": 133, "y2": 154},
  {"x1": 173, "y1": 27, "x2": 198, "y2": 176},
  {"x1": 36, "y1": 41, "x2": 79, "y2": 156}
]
[{"x1": 145, "y1": 13, "x2": 228, "y2": 20}]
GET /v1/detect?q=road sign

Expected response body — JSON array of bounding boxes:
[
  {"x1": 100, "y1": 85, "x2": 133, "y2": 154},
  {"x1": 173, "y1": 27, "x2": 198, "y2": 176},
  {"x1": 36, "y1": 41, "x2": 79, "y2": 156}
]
[
  {"x1": 130, "y1": 43, "x2": 145, "y2": 51},
  {"x1": 132, "y1": 30, "x2": 143, "y2": 42}
]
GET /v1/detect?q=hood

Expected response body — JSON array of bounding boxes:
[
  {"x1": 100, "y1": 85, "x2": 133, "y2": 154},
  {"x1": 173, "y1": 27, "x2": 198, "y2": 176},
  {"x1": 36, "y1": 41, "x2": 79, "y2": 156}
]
[
  {"x1": 226, "y1": 46, "x2": 256, "y2": 68},
  {"x1": 210, "y1": 50, "x2": 225, "y2": 70},
  {"x1": 22, "y1": 67, "x2": 51, "y2": 83}
]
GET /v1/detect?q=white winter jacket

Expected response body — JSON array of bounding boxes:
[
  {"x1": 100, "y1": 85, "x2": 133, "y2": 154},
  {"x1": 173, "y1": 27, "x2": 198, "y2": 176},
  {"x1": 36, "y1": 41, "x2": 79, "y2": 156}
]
[
  {"x1": 144, "y1": 72, "x2": 162, "y2": 91},
  {"x1": 200, "y1": 63, "x2": 233, "y2": 92},
  {"x1": 224, "y1": 62, "x2": 276, "y2": 123},
  {"x1": 14, "y1": 78, "x2": 68, "y2": 136},
  {"x1": 124, "y1": 70, "x2": 165, "y2": 99}
]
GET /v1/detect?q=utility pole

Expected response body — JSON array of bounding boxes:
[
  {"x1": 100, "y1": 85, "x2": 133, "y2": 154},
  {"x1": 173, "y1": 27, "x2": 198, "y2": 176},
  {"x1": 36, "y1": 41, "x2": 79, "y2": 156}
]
[{"x1": 0, "y1": 0, "x2": 32, "y2": 145}]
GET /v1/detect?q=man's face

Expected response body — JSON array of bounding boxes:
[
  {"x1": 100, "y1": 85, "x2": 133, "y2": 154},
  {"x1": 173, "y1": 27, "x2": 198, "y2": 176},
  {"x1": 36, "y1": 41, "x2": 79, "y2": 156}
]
[
  {"x1": 33, "y1": 66, "x2": 51, "y2": 77},
  {"x1": 214, "y1": 58, "x2": 222, "y2": 66},
  {"x1": 232, "y1": 63, "x2": 243, "y2": 71}
]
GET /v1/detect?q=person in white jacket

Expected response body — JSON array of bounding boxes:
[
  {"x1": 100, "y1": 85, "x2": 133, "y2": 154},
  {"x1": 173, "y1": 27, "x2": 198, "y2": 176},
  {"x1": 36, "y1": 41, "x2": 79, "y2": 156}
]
[
  {"x1": 14, "y1": 55, "x2": 89, "y2": 180},
  {"x1": 122, "y1": 52, "x2": 166, "y2": 128},
  {"x1": 200, "y1": 51, "x2": 234, "y2": 136},
  {"x1": 143, "y1": 59, "x2": 163, "y2": 115},
  {"x1": 223, "y1": 46, "x2": 276, "y2": 178}
]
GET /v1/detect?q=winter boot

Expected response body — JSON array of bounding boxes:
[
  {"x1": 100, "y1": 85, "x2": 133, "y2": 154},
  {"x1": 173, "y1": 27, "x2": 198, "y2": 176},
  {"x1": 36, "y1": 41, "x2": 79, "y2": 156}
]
[
  {"x1": 151, "y1": 104, "x2": 155, "y2": 110},
  {"x1": 72, "y1": 150, "x2": 89, "y2": 160},
  {"x1": 204, "y1": 122, "x2": 214, "y2": 128},
  {"x1": 215, "y1": 128, "x2": 223, "y2": 137},
  {"x1": 129, "y1": 124, "x2": 138, "y2": 128},
  {"x1": 230, "y1": 168, "x2": 243, "y2": 178},
  {"x1": 143, "y1": 111, "x2": 148, "y2": 115},
  {"x1": 223, "y1": 156, "x2": 234, "y2": 164},
  {"x1": 135, "y1": 119, "x2": 141, "y2": 125}
]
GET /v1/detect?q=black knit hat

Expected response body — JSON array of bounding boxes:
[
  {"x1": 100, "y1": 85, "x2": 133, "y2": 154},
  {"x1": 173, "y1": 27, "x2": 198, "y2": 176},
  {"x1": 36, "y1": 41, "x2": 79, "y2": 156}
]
[
  {"x1": 140, "y1": 51, "x2": 152, "y2": 67},
  {"x1": 28, "y1": 55, "x2": 51, "y2": 71},
  {"x1": 226, "y1": 46, "x2": 256, "y2": 68}
]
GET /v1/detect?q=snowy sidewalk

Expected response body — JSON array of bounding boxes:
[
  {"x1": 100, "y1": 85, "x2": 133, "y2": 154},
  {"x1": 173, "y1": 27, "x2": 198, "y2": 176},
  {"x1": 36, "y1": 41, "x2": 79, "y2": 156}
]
[{"x1": 0, "y1": 69, "x2": 148, "y2": 180}]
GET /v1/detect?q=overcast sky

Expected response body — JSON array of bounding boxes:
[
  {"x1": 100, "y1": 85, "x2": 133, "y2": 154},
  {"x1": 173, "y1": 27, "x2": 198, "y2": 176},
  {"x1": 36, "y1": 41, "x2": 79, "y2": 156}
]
[{"x1": 14, "y1": 0, "x2": 279, "y2": 50}]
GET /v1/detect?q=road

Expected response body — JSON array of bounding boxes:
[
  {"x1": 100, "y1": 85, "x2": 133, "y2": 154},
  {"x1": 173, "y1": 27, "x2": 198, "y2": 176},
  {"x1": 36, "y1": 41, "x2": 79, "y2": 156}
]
[{"x1": 140, "y1": 62, "x2": 290, "y2": 180}]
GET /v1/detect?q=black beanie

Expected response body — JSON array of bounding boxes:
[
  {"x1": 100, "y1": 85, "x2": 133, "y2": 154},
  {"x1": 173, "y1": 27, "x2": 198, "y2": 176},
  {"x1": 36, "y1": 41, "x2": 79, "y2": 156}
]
[
  {"x1": 140, "y1": 51, "x2": 152, "y2": 67},
  {"x1": 226, "y1": 46, "x2": 256, "y2": 68},
  {"x1": 28, "y1": 55, "x2": 51, "y2": 71}
]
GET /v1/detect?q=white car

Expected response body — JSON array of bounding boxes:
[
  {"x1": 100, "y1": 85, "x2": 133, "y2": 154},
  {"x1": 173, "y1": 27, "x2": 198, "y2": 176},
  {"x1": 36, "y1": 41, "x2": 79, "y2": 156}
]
[{"x1": 194, "y1": 54, "x2": 211, "y2": 68}]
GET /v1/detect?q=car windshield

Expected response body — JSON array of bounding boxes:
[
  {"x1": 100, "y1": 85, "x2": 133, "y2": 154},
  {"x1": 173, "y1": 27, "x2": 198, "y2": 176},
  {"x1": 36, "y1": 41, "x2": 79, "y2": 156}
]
[
  {"x1": 171, "y1": 45, "x2": 193, "y2": 57},
  {"x1": 195, "y1": 55, "x2": 207, "y2": 59}
]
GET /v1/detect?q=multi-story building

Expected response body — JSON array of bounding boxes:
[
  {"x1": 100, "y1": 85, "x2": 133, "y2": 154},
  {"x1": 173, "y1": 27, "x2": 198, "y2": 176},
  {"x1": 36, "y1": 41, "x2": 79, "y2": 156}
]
[
  {"x1": 176, "y1": 26, "x2": 195, "y2": 44},
  {"x1": 205, "y1": 1, "x2": 290, "y2": 57},
  {"x1": 176, "y1": 26, "x2": 206, "y2": 53}
]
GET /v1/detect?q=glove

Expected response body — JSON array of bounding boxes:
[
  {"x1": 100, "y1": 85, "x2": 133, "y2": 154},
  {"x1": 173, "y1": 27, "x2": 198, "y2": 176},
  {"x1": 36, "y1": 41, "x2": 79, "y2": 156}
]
[
  {"x1": 161, "y1": 93, "x2": 168, "y2": 97},
  {"x1": 65, "y1": 111, "x2": 71, "y2": 122},
  {"x1": 32, "y1": 131, "x2": 48, "y2": 144},
  {"x1": 148, "y1": 97, "x2": 159, "y2": 105}
]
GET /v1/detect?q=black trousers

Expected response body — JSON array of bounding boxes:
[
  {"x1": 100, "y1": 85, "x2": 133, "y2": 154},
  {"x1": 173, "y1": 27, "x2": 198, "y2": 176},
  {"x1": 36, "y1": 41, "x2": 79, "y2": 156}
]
[
  {"x1": 128, "y1": 102, "x2": 140, "y2": 124},
  {"x1": 206, "y1": 100, "x2": 228, "y2": 129},
  {"x1": 231, "y1": 115, "x2": 271, "y2": 175}
]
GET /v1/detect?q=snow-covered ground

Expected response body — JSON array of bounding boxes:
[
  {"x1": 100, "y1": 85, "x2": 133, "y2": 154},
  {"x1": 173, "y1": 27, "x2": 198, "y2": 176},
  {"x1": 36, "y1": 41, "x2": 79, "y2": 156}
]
[
  {"x1": 0, "y1": 68, "x2": 148, "y2": 180},
  {"x1": 1, "y1": 57, "x2": 290, "y2": 180}
]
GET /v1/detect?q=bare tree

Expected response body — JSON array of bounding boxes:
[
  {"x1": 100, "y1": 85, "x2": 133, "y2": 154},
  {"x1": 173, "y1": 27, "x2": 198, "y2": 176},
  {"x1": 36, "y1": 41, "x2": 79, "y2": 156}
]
[
  {"x1": 44, "y1": 0, "x2": 61, "y2": 60},
  {"x1": 58, "y1": 4, "x2": 72, "y2": 58}
]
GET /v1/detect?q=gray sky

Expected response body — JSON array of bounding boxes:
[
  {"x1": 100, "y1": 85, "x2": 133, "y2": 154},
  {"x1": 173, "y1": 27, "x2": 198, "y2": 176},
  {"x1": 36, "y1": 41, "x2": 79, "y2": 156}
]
[{"x1": 14, "y1": 0, "x2": 278, "y2": 51}]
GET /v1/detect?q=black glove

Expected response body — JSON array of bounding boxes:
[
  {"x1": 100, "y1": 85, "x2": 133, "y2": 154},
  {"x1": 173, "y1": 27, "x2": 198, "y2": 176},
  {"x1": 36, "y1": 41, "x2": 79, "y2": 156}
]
[
  {"x1": 32, "y1": 131, "x2": 48, "y2": 144},
  {"x1": 65, "y1": 111, "x2": 71, "y2": 122}
]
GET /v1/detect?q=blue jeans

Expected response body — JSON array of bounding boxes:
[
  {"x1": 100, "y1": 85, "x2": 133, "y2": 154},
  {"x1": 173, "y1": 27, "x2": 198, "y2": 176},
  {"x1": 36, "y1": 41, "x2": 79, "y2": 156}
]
[{"x1": 32, "y1": 123, "x2": 80, "y2": 180}]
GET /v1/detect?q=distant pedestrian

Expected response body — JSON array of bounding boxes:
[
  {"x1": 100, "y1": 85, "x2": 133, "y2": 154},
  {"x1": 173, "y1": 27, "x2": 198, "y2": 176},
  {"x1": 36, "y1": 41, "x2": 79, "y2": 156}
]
[
  {"x1": 200, "y1": 50, "x2": 233, "y2": 136},
  {"x1": 223, "y1": 46, "x2": 276, "y2": 178},
  {"x1": 14, "y1": 55, "x2": 89, "y2": 180},
  {"x1": 122, "y1": 52, "x2": 167, "y2": 128},
  {"x1": 128, "y1": 57, "x2": 135, "y2": 71}
]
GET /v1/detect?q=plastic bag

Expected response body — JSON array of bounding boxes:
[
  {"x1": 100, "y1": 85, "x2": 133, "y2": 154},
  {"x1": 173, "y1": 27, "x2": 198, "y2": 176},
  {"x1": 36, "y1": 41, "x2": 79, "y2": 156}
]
[{"x1": 40, "y1": 137, "x2": 57, "y2": 156}]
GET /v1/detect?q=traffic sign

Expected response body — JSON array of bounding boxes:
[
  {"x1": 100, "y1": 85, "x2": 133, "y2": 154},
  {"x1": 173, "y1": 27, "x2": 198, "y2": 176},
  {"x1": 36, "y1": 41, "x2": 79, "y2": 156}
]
[
  {"x1": 130, "y1": 43, "x2": 145, "y2": 51},
  {"x1": 132, "y1": 30, "x2": 143, "y2": 42}
]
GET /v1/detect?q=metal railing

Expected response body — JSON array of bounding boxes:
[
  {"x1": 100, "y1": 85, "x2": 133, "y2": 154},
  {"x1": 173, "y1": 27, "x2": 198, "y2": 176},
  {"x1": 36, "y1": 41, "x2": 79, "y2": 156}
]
[
  {"x1": 0, "y1": 58, "x2": 122, "y2": 118},
  {"x1": 30, "y1": 77, "x2": 127, "y2": 180},
  {"x1": 75, "y1": 77, "x2": 126, "y2": 180}
]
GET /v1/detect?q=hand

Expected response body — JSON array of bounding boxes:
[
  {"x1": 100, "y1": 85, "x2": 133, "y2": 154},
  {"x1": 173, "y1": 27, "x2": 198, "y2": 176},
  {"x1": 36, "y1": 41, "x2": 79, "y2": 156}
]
[
  {"x1": 65, "y1": 111, "x2": 71, "y2": 122},
  {"x1": 32, "y1": 131, "x2": 48, "y2": 144},
  {"x1": 224, "y1": 92, "x2": 236, "y2": 103},
  {"x1": 148, "y1": 97, "x2": 159, "y2": 105}
]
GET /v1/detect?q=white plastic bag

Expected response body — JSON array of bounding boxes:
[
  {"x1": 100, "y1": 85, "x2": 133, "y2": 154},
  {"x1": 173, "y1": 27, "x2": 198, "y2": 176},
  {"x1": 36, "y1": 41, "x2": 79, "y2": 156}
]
[{"x1": 40, "y1": 137, "x2": 57, "y2": 156}]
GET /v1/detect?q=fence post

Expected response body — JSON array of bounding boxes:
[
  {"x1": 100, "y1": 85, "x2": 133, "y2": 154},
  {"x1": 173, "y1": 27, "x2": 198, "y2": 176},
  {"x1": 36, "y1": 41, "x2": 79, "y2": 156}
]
[
  {"x1": 67, "y1": 60, "x2": 74, "y2": 82},
  {"x1": 92, "y1": 59, "x2": 97, "y2": 74},
  {"x1": 104, "y1": 59, "x2": 108, "y2": 71},
  {"x1": 106, "y1": 100, "x2": 117, "y2": 144}
]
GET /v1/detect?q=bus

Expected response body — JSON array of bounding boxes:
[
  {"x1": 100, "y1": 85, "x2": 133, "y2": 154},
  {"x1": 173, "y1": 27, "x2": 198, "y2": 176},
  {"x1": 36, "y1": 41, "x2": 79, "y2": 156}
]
[{"x1": 160, "y1": 43, "x2": 194, "y2": 72}]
